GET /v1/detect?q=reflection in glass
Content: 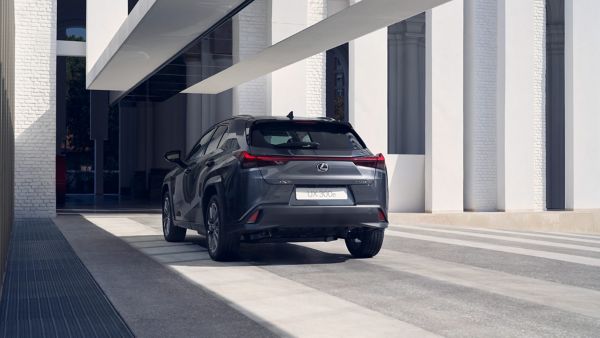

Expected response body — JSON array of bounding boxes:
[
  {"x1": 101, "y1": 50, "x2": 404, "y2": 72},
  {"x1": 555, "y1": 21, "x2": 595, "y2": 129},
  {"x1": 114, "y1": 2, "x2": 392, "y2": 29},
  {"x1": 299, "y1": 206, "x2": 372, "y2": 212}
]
[
  {"x1": 58, "y1": 56, "x2": 94, "y2": 194},
  {"x1": 57, "y1": 0, "x2": 86, "y2": 41},
  {"x1": 326, "y1": 44, "x2": 349, "y2": 122}
]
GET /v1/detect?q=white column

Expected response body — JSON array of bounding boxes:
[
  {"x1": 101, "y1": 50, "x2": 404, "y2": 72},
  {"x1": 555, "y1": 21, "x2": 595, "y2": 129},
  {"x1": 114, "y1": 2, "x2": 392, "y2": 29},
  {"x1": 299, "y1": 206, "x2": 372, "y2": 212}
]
[
  {"x1": 425, "y1": 0, "x2": 464, "y2": 213},
  {"x1": 305, "y1": 0, "x2": 327, "y2": 117},
  {"x1": 269, "y1": 0, "x2": 308, "y2": 116},
  {"x1": 86, "y1": 0, "x2": 128, "y2": 74},
  {"x1": 464, "y1": 0, "x2": 497, "y2": 211},
  {"x1": 349, "y1": 29, "x2": 388, "y2": 154},
  {"x1": 565, "y1": 0, "x2": 600, "y2": 209},
  {"x1": 14, "y1": 0, "x2": 57, "y2": 217},
  {"x1": 496, "y1": 0, "x2": 545, "y2": 211},
  {"x1": 232, "y1": 0, "x2": 269, "y2": 116}
]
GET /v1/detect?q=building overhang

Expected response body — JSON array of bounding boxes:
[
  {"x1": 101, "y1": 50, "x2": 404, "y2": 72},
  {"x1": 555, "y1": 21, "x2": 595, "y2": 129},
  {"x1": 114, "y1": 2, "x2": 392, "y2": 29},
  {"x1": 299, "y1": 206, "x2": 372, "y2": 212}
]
[
  {"x1": 182, "y1": 0, "x2": 452, "y2": 95},
  {"x1": 86, "y1": 0, "x2": 249, "y2": 91}
]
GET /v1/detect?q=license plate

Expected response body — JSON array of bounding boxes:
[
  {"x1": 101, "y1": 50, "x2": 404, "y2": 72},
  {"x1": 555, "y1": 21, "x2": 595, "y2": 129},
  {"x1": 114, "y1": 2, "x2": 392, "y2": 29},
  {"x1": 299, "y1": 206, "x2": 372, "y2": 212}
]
[{"x1": 295, "y1": 187, "x2": 348, "y2": 200}]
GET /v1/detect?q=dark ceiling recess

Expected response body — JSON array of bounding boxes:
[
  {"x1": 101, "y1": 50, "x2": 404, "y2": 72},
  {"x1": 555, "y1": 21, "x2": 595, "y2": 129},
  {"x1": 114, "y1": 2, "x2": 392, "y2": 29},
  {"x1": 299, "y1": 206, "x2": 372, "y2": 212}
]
[
  {"x1": 118, "y1": 0, "x2": 255, "y2": 105},
  {"x1": 123, "y1": 22, "x2": 233, "y2": 103},
  {"x1": 128, "y1": 0, "x2": 139, "y2": 13}
]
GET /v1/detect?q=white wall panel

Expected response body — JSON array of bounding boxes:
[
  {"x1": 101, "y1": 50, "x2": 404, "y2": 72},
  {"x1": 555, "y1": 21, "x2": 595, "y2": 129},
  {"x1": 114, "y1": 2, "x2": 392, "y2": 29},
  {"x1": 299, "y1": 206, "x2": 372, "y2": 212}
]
[
  {"x1": 565, "y1": 0, "x2": 600, "y2": 209},
  {"x1": 425, "y1": 0, "x2": 464, "y2": 213},
  {"x1": 497, "y1": 0, "x2": 545, "y2": 211}
]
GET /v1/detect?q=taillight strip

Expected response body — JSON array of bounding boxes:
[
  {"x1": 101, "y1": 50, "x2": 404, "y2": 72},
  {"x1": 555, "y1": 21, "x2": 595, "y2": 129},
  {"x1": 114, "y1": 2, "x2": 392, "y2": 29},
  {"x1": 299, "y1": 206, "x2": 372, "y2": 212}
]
[{"x1": 237, "y1": 151, "x2": 386, "y2": 170}]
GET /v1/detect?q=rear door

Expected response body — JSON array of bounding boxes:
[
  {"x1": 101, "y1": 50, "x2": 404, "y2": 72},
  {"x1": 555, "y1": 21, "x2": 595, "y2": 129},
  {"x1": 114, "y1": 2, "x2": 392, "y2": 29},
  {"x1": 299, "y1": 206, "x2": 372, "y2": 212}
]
[
  {"x1": 189, "y1": 124, "x2": 228, "y2": 224},
  {"x1": 248, "y1": 121, "x2": 383, "y2": 205},
  {"x1": 173, "y1": 127, "x2": 215, "y2": 222}
]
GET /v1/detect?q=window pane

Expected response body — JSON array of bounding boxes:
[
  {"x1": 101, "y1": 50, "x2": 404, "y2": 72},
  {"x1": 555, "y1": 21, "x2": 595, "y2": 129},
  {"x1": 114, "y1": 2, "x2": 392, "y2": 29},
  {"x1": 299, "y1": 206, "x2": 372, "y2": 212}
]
[
  {"x1": 206, "y1": 126, "x2": 228, "y2": 154},
  {"x1": 57, "y1": 0, "x2": 86, "y2": 41},
  {"x1": 251, "y1": 122, "x2": 365, "y2": 151}
]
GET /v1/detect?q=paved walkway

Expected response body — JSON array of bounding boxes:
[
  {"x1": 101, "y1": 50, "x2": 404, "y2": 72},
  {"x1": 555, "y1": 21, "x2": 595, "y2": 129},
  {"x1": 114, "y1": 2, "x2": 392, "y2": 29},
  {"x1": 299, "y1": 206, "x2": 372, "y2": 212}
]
[
  {"x1": 0, "y1": 219, "x2": 133, "y2": 338},
  {"x1": 5, "y1": 215, "x2": 600, "y2": 337},
  {"x1": 66, "y1": 213, "x2": 600, "y2": 337}
]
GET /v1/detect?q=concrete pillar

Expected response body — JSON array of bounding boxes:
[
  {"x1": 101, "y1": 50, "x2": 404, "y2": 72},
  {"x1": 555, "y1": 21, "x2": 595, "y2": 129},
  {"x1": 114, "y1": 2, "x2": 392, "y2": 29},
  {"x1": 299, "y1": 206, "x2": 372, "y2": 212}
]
[
  {"x1": 270, "y1": 0, "x2": 308, "y2": 116},
  {"x1": 425, "y1": 0, "x2": 464, "y2": 213},
  {"x1": 349, "y1": 0, "x2": 426, "y2": 213},
  {"x1": 232, "y1": 0, "x2": 269, "y2": 116},
  {"x1": 349, "y1": 28, "x2": 388, "y2": 154},
  {"x1": 14, "y1": 0, "x2": 56, "y2": 217},
  {"x1": 464, "y1": 0, "x2": 497, "y2": 211},
  {"x1": 496, "y1": 0, "x2": 546, "y2": 211},
  {"x1": 306, "y1": 0, "x2": 327, "y2": 117},
  {"x1": 565, "y1": 0, "x2": 600, "y2": 209}
]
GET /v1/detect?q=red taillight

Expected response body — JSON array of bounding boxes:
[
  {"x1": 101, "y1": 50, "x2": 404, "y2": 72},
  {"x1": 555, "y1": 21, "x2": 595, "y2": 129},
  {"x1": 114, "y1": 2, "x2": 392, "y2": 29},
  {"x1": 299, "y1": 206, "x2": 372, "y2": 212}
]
[
  {"x1": 237, "y1": 151, "x2": 290, "y2": 169},
  {"x1": 247, "y1": 210, "x2": 261, "y2": 224},
  {"x1": 236, "y1": 151, "x2": 386, "y2": 170},
  {"x1": 378, "y1": 209, "x2": 387, "y2": 222},
  {"x1": 353, "y1": 153, "x2": 386, "y2": 171}
]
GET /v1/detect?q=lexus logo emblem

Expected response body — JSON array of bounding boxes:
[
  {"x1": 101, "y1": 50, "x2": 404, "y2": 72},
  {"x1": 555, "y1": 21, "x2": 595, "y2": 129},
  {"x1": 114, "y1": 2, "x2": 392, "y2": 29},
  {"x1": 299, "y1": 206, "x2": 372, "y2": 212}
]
[{"x1": 316, "y1": 162, "x2": 329, "y2": 172}]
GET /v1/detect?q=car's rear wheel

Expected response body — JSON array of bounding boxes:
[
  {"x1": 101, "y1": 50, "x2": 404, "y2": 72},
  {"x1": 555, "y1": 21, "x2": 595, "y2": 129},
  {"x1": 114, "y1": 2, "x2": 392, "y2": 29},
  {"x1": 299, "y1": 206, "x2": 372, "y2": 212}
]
[
  {"x1": 345, "y1": 229, "x2": 384, "y2": 258},
  {"x1": 162, "y1": 193, "x2": 186, "y2": 242},
  {"x1": 205, "y1": 195, "x2": 240, "y2": 261}
]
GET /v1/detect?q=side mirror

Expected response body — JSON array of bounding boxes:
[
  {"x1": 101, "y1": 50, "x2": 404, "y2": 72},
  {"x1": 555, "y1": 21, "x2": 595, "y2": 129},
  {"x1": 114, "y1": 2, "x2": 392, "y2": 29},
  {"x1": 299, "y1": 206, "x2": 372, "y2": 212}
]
[{"x1": 164, "y1": 150, "x2": 187, "y2": 168}]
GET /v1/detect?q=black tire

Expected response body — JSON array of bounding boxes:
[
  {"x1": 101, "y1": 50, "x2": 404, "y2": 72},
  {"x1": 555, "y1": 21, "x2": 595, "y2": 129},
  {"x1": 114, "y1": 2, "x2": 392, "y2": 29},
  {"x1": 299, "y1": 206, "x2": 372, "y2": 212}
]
[
  {"x1": 162, "y1": 193, "x2": 186, "y2": 242},
  {"x1": 205, "y1": 195, "x2": 240, "y2": 261},
  {"x1": 345, "y1": 229, "x2": 384, "y2": 258}
]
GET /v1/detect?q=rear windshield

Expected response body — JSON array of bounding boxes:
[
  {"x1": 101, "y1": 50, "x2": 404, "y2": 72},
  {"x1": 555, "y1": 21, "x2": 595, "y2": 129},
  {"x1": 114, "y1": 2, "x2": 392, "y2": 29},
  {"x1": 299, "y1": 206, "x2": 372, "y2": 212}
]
[{"x1": 250, "y1": 121, "x2": 365, "y2": 151}]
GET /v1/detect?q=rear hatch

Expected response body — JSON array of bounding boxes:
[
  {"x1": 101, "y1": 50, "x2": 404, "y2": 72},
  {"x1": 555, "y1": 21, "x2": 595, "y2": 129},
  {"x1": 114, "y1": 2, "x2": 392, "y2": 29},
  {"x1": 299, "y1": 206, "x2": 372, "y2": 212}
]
[{"x1": 244, "y1": 120, "x2": 385, "y2": 205}]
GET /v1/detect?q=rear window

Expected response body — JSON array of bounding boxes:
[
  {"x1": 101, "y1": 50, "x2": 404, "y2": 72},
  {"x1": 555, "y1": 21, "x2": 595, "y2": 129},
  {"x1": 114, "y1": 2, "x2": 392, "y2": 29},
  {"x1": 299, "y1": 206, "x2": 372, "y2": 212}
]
[{"x1": 250, "y1": 121, "x2": 365, "y2": 151}]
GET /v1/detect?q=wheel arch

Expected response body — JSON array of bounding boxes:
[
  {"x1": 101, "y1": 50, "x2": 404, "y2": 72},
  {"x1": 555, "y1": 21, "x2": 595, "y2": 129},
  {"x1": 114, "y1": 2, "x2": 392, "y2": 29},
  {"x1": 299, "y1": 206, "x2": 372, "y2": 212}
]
[{"x1": 202, "y1": 176, "x2": 225, "y2": 220}]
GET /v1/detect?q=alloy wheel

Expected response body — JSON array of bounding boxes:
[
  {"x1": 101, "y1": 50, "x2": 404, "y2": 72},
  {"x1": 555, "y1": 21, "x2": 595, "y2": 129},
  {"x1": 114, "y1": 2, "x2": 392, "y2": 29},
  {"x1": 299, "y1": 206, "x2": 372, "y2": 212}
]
[
  {"x1": 163, "y1": 196, "x2": 171, "y2": 236},
  {"x1": 207, "y1": 201, "x2": 220, "y2": 254}
]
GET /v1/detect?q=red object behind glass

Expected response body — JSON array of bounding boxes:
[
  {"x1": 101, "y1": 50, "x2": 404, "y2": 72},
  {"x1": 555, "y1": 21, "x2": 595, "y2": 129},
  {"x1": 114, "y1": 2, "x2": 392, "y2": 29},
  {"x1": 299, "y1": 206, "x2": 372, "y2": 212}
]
[{"x1": 56, "y1": 155, "x2": 66, "y2": 205}]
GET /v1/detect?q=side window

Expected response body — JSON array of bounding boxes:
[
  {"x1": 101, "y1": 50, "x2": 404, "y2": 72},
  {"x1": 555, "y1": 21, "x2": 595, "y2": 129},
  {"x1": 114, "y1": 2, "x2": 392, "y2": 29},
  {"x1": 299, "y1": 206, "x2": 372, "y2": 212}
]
[
  {"x1": 205, "y1": 125, "x2": 228, "y2": 155},
  {"x1": 187, "y1": 129, "x2": 215, "y2": 162},
  {"x1": 219, "y1": 131, "x2": 241, "y2": 153}
]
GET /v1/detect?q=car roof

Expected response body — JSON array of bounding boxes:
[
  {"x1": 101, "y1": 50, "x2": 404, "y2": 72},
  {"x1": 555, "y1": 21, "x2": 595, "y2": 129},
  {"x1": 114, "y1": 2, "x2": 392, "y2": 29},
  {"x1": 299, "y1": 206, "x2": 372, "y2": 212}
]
[{"x1": 231, "y1": 115, "x2": 348, "y2": 124}]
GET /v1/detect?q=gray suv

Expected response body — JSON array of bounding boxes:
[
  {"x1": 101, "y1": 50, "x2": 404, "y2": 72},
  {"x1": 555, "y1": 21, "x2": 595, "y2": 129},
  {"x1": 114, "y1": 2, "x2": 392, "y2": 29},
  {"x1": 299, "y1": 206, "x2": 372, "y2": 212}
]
[{"x1": 162, "y1": 115, "x2": 388, "y2": 261}]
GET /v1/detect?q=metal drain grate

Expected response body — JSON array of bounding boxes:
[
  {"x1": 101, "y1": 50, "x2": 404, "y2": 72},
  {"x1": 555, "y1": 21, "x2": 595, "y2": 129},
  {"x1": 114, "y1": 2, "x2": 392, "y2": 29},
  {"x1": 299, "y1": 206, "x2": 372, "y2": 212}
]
[{"x1": 0, "y1": 219, "x2": 134, "y2": 337}]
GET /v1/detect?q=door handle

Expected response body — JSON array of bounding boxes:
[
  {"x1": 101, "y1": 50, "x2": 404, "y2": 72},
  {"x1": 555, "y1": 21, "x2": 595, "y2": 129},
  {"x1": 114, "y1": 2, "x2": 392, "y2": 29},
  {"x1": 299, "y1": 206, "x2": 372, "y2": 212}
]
[{"x1": 205, "y1": 160, "x2": 215, "y2": 167}]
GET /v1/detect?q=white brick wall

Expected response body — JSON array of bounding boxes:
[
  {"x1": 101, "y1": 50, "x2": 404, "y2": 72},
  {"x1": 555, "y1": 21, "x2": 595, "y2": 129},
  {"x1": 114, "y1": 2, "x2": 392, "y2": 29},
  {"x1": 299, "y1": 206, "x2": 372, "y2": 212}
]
[
  {"x1": 233, "y1": 0, "x2": 269, "y2": 116},
  {"x1": 305, "y1": 0, "x2": 327, "y2": 117},
  {"x1": 532, "y1": 0, "x2": 546, "y2": 210},
  {"x1": 466, "y1": 0, "x2": 546, "y2": 211},
  {"x1": 14, "y1": 0, "x2": 56, "y2": 218},
  {"x1": 464, "y1": 0, "x2": 498, "y2": 211}
]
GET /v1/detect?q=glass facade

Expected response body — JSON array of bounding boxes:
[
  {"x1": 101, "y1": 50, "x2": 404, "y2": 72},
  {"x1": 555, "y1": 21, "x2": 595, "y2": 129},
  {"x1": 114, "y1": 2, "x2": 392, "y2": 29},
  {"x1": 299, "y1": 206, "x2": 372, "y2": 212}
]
[
  {"x1": 58, "y1": 56, "x2": 94, "y2": 194},
  {"x1": 57, "y1": 0, "x2": 86, "y2": 41}
]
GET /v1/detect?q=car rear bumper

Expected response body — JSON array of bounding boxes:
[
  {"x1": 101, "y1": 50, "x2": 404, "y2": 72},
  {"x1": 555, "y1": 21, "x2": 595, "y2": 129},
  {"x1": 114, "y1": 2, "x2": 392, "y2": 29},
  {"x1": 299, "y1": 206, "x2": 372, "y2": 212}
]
[{"x1": 229, "y1": 205, "x2": 387, "y2": 239}]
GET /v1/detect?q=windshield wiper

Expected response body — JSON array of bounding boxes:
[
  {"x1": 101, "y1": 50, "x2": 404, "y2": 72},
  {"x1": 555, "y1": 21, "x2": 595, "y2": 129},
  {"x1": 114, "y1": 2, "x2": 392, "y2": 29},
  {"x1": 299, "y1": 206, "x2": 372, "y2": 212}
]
[{"x1": 274, "y1": 141, "x2": 320, "y2": 149}]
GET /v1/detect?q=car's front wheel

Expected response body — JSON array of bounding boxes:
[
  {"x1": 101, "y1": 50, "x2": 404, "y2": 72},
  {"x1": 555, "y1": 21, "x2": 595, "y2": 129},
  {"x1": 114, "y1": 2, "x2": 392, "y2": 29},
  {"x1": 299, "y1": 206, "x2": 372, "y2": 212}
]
[
  {"x1": 162, "y1": 193, "x2": 186, "y2": 242},
  {"x1": 205, "y1": 195, "x2": 240, "y2": 261},
  {"x1": 345, "y1": 229, "x2": 384, "y2": 258}
]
